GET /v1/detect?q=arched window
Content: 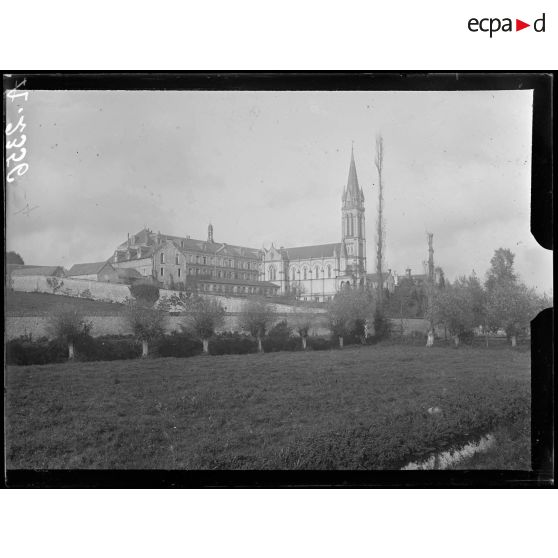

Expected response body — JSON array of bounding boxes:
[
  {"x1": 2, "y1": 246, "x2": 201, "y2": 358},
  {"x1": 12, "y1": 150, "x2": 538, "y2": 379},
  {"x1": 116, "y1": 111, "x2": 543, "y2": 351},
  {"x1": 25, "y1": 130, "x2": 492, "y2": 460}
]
[
  {"x1": 345, "y1": 214, "x2": 350, "y2": 236},
  {"x1": 160, "y1": 253, "x2": 165, "y2": 264},
  {"x1": 291, "y1": 267, "x2": 296, "y2": 281},
  {"x1": 303, "y1": 267, "x2": 307, "y2": 280},
  {"x1": 327, "y1": 265, "x2": 332, "y2": 278},
  {"x1": 314, "y1": 266, "x2": 320, "y2": 279},
  {"x1": 269, "y1": 266, "x2": 276, "y2": 281}
]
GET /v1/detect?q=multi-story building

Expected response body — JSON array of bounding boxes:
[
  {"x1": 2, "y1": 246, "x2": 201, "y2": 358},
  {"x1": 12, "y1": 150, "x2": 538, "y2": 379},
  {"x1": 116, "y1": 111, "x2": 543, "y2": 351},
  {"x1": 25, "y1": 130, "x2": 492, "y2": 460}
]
[{"x1": 111, "y1": 225, "x2": 279, "y2": 297}]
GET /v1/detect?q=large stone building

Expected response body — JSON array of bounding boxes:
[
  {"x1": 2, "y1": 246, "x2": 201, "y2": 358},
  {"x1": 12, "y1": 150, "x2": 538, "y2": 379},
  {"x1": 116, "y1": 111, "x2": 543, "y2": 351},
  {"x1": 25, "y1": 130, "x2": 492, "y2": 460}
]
[
  {"x1": 110, "y1": 148, "x2": 368, "y2": 300},
  {"x1": 262, "y1": 147, "x2": 367, "y2": 301},
  {"x1": 111, "y1": 225, "x2": 279, "y2": 297}
]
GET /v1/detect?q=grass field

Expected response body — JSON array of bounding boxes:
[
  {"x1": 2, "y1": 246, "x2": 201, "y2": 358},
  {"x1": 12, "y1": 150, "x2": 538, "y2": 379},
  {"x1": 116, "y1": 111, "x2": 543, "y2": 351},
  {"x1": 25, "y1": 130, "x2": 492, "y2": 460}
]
[
  {"x1": 6, "y1": 291, "x2": 124, "y2": 316},
  {"x1": 5, "y1": 344, "x2": 531, "y2": 470}
]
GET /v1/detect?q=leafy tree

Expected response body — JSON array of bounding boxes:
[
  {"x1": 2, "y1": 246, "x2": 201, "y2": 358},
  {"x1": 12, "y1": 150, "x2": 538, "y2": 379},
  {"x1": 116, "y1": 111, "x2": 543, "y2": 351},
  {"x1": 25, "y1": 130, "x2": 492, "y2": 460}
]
[
  {"x1": 182, "y1": 295, "x2": 226, "y2": 353},
  {"x1": 486, "y1": 282, "x2": 541, "y2": 347},
  {"x1": 239, "y1": 298, "x2": 276, "y2": 352},
  {"x1": 6, "y1": 251, "x2": 24, "y2": 265},
  {"x1": 124, "y1": 300, "x2": 167, "y2": 357},
  {"x1": 128, "y1": 282, "x2": 160, "y2": 306},
  {"x1": 484, "y1": 248, "x2": 542, "y2": 347},
  {"x1": 372, "y1": 308, "x2": 391, "y2": 341},
  {"x1": 327, "y1": 288, "x2": 375, "y2": 348},
  {"x1": 485, "y1": 248, "x2": 516, "y2": 292},
  {"x1": 47, "y1": 304, "x2": 92, "y2": 360},
  {"x1": 431, "y1": 278, "x2": 476, "y2": 347}
]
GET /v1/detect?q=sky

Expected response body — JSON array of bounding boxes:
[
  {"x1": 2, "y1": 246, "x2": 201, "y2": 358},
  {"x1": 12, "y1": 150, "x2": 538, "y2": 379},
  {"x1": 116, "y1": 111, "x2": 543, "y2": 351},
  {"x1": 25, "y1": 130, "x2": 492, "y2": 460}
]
[{"x1": 6, "y1": 89, "x2": 552, "y2": 293}]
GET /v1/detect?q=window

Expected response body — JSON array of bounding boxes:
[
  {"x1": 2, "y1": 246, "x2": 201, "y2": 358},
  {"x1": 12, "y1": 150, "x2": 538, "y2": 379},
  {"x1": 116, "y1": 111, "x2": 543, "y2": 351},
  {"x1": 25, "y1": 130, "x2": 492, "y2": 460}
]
[
  {"x1": 181, "y1": 240, "x2": 184, "y2": 248},
  {"x1": 178, "y1": 268, "x2": 181, "y2": 278},
  {"x1": 175, "y1": 255, "x2": 179, "y2": 265},
  {"x1": 196, "y1": 255, "x2": 200, "y2": 264},
  {"x1": 160, "y1": 253, "x2": 165, "y2": 264},
  {"x1": 196, "y1": 268, "x2": 199, "y2": 275},
  {"x1": 303, "y1": 267, "x2": 307, "y2": 280},
  {"x1": 160, "y1": 267, "x2": 164, "y2": 276},
  {"x1": 314, "y1": 266, "x2": 320, "y2": 279},
  {"x1": 268, "y1": 266, "x2": 276, "y2": 281},
  {"x1": 203, "y1": 256, "x2": 207, "y2": 265}
]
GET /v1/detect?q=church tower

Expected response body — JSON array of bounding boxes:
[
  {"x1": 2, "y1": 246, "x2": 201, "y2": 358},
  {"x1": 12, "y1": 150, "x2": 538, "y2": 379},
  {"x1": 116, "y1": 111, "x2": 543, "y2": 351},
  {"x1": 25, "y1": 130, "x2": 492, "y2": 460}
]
[{"x1": 341, "y1": 145, "x2": 367, "y2": 280}]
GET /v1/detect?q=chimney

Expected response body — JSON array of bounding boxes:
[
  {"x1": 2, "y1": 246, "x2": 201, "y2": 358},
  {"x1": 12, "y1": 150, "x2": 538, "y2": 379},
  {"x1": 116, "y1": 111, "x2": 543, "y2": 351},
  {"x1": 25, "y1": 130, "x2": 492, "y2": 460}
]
[{"x1": 208, "y1": 223, "x2": 214, "y2": 243}]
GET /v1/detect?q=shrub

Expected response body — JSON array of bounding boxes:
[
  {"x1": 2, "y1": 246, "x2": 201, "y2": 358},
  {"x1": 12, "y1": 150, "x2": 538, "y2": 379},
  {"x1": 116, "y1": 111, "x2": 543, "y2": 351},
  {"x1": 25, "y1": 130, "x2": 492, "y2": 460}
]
[
  {"x1": 128, "y1": 283, "x2": 160, "y2": 306},
  {"x1": 6, "y1": 337, "x2": 67, "y2": 366},
  {"x1": 156, "y1": 332, "x2": 203, "y2": 358},
  {"x1": 262, "y1": 320, "x2": 301, "y2": 352},
  {"x1": 373, "y1": 309, "x2": 391, "y2": 341},
  {"x1": 307, "y1": 337, "x2": 333, "y2": 351},
  {"x1": 209, "y1": 333, "x2": 258, "y2": 355},
  {"x1": 74, "y1": 335, "x2": 141, "y2": 361}
]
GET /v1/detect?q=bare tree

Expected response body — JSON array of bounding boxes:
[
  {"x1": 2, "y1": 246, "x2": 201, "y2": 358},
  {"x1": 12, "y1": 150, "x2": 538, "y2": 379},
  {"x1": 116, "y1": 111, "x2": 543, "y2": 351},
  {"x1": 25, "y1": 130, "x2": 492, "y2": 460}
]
[
  {"x1": 182, "y1": 295, "x2": 226, "y2": 353},
  {"x1": 374, "y1": 134, "x2": 385, "y2": 308},
  {"x1": 291, "y1": 307, "x2": 314, "y2": 350},
  {"x1": 239, "y1": 298, "x2": 276, "y2": 353},
  {"x1": 124, "y1": 300, "x2": 167, "y2": 357},
  {"x1": 47, "y1": 304, "x2": 92, "y2": 360}
]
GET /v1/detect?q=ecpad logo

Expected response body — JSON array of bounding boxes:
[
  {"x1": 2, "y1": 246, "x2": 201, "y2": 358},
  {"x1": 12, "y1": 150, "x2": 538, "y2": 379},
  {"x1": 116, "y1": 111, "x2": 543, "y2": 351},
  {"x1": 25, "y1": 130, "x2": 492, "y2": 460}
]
[{"x1": 468, "y1": 13, "x2": 546, "y2": 37}]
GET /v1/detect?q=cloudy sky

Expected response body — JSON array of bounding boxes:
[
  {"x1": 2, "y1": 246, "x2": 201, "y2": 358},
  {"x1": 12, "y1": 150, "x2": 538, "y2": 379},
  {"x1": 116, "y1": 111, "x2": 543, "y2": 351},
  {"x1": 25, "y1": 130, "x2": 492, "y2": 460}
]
[{"x1": 6, "y1": 89, "x2": 552, "y2": 293}]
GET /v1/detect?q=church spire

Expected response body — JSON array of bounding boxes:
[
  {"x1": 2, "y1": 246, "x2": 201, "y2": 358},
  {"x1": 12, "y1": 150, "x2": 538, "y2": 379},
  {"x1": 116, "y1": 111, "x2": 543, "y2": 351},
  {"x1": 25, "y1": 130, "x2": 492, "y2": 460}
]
[{"x1": 344, "y1": 144, "x2": 364, "y2": 205}]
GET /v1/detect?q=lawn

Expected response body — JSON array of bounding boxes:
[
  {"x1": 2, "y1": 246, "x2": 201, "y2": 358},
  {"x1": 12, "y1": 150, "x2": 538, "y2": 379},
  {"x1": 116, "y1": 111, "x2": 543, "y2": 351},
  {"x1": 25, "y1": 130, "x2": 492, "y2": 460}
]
[
  {"x1": 5, "y1": 344, "x2": 531, "y2": 469},
  {"x1": 6, "y1": 291, "x2": 124, "y2": 316}
]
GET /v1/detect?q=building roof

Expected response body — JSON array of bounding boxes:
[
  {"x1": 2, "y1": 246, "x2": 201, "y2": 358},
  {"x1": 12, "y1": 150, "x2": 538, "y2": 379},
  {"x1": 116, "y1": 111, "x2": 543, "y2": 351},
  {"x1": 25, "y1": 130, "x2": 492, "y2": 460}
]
[
  {"x1": 68, "y1": 261, "x2": 111, "y2": 276},
  {"x1": 118, "y1": 229, "x2": 261, "y2": 260},
  {"x1": 11, "y1": 266, "x2": 65, "y2": 277},
  {"x1": 283, "y1": 243, "x2": 341, "y2": 260}
]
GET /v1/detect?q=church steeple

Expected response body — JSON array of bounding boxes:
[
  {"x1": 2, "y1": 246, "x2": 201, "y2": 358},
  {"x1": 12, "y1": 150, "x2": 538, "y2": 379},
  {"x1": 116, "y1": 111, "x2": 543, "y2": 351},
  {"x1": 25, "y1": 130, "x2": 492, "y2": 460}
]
[
  {"x1": 341, "y1": 144, "x2": 366, "y2": 278},
  {"x1": 343, "y1": 143, "x2": 364, "y2": 207}
]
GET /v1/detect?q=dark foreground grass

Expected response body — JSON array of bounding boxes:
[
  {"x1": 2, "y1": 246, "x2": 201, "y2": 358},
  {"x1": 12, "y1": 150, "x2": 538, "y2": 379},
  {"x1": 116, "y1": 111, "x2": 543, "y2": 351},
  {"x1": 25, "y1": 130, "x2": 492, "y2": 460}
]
[{"x1": 6, "y1": 344, "x2": 531, "y2": 469}]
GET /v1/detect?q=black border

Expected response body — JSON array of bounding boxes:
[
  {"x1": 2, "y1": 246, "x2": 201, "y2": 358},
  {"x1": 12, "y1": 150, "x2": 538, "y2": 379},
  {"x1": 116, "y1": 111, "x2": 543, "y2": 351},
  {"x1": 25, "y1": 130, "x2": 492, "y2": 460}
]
[{"x1": 3, "y1": 72, "x2": 554, "y2": 488}]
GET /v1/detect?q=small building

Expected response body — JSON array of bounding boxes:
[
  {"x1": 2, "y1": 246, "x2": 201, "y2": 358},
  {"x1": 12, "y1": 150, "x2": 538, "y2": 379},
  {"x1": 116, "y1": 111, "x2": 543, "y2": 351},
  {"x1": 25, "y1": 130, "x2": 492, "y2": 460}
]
[
  {"x1": 115, "y1": 268, "x2": 143, "y2": 284},
  {"x1": 67, "y1": 261, "x2": 118, "y2": 282},
  {"x1": 367, "y1": 270, "x2": 396, "y2": 294}
]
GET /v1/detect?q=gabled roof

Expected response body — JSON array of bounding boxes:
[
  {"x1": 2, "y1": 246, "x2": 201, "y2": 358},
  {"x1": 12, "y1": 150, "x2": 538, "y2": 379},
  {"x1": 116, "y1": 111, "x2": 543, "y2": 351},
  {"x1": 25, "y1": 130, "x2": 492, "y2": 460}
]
[
  {"x1": 68, "y1": 261, "x2": 112, "y2": 276},
  {"x1": 11, "y1": 266, "x2": 65, "y2": 277},
  {"x1": 123, "y1": 229, "x2": 261, "y2": 260},
  {"x1": 284, "y1": 243, "x2": 341, "y2": 260}
]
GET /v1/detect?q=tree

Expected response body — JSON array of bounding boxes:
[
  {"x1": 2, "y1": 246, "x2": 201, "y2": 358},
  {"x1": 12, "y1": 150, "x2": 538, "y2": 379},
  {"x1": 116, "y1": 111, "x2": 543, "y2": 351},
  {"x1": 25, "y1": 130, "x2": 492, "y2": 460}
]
[
  {"x1": 485, "y1": 248, "x2": 516, "y2": 292},
  {"x1": 6, "y1": 251, "x2": 24, "y2": 265},
  {"x1": 129, "y1": 282, "x2": 160, "y2": 306},
  {"x1": 484, "y1": 248, "x2": 541, "y2": 347},
  {"x1": 374, "y1": 134, "x2": 385, "y2": 308},
  {"x1": 182, "y1": 295, "x2": 226, "y2": 353},
  {"x1": 291, "y1": 307, "x2": 314, "y2": 350},
  {"x1": 431, "y1": 278, "x2": 476, "y2": 347},
  {"x1": 47, "y1": 304, "x2": 92, "y2": 360},
  {"x1": 124, "y1": 300, "x2": 167, "y2": 357},
  {"x1": 327, "y1": 288, "x2": 375, "y2": 348},
  {"x1": 486, "y1": 282, "x2": 540, "y2": 347},
  {"x1": 239, "y1": 298, "x2": 276, "y2": 353}
]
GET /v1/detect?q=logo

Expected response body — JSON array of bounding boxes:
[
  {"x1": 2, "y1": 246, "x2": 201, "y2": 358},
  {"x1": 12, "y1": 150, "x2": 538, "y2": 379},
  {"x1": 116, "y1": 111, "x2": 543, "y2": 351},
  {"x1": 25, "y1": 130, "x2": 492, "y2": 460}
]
[{"x1": 468, "y1": 13, "x2": 546, "y2": 37}]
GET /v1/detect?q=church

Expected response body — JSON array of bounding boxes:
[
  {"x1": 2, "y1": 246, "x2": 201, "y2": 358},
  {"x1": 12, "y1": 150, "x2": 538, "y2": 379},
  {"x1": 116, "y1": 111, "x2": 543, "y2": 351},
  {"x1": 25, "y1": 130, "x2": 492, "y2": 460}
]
[
  {"x1": 110, "y1": 148, "x2": 368, "y2": 300},
  {"x1": 262, "y1": 147, "x2": 367, "y2": 301}
]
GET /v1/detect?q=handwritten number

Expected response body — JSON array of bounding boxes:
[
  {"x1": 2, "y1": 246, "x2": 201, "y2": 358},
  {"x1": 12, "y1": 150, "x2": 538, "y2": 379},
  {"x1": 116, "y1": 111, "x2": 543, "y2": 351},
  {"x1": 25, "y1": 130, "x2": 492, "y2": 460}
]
[
  {"x1": 7, "y1": 148, "x2": 27, "y2": 166},
  {"x1": 6, "y1": 134, "x2": 26, "y2": 149},
  {"x1": 7, "y1": 163, "x2": 29, "y2": 183}
]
